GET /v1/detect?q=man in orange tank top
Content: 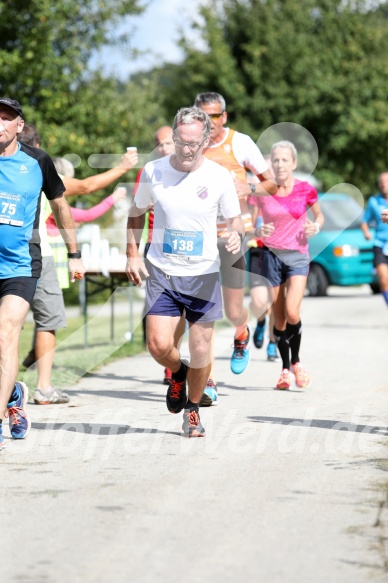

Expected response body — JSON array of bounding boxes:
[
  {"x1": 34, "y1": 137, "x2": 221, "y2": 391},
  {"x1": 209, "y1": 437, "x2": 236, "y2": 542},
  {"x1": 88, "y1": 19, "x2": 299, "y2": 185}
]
[{"x1": 194, "y1": 92, "x2": 277, "y2": 406}]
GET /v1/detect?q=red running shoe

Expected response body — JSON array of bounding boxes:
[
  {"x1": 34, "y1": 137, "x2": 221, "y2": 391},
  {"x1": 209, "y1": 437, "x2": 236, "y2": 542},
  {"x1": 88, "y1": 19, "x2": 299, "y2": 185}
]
[
  {"x1": 276, "y1": 369, "x2": 291, "y2": 390},
  {"x1": 166, "y1": 379, "x2": 187, "y2": 413},
  {"x1": 292, "y1": 362, "x2": 311, "y2": 388},
  {"x1": 163, "y1": 368, "x2": 172, "y2": 385}
]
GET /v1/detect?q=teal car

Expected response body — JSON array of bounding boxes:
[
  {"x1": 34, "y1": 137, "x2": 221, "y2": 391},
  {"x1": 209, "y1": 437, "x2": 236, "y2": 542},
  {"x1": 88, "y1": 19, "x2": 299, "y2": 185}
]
[{"x1": 307, "y1": 193, "x2": 377, "y2": 296}]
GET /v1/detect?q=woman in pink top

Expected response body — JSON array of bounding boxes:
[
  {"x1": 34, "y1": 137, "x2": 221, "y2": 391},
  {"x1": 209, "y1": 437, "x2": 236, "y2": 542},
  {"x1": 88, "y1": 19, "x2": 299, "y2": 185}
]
[
  {"x1": 250, "y1": 141, "x2": 324, "y2": 390},
  {"x1": 46, "y1": 186, "x2": 126, "y2": 236}
]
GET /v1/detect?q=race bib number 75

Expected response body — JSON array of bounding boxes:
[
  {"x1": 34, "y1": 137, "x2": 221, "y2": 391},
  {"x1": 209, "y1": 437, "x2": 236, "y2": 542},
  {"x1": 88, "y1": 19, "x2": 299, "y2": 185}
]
[{"x1": 0, "y1": 192, "x2": 25, "y2": 226}]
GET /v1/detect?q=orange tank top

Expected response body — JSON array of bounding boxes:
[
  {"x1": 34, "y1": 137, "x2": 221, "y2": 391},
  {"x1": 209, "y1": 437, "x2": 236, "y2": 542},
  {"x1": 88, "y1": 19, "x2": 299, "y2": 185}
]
[{"x1": 203, "y1": 129, "x2": 252, "y2": 236}]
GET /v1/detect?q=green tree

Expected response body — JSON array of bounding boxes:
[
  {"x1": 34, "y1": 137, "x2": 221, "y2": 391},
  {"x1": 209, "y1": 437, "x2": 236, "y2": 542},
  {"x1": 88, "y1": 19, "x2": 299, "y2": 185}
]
[
  {"x1": 0, "y1": 0, "x2": 144, "y2": 114},
  {"x1": 41, "y1": 73, "x2": 170, "y2": 202},
  {"x1": 0, "y1": 0, "x2": 172, "y2": 202},
  {"x1": 159, "y1": 0, "x2": 388, "y2": 194}
]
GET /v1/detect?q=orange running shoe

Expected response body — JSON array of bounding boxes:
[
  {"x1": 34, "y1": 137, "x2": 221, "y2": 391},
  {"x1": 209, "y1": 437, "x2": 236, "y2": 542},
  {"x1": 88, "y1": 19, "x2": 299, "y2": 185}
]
[
  {"x1": 163, "y1": 368, "x2": 172, "y2": 385},
  {"x1": 276, "y1": 369, "x2": 291, "y2": 390},
  {"x1": 292, "y1": 362, "x2": 310, "y2": 388}
]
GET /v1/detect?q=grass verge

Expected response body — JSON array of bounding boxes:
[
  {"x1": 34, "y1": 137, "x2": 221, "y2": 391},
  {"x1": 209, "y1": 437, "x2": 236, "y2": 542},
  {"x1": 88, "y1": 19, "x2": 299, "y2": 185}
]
[{"x1": 18, "y1": 311, "x2": 145, "y2": 394}]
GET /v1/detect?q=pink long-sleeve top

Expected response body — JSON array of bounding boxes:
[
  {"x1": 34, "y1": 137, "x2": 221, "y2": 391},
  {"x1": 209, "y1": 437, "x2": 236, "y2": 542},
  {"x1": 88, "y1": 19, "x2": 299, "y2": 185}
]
[{"x1": 46, "y1": 194, "x2": 115, "y2": 237}]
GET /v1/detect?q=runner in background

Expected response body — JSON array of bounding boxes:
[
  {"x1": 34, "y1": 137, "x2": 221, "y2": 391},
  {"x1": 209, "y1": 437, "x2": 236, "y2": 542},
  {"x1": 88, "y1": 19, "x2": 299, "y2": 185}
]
[
  {"x1": 194, "y1": 92, "x2": 276, "y2": 406},
  {"x1": 19, "y1": 124, "x2": 137, "y2": 403},
  {"x1": 247, "y1": 157, "x2": 278, "y2": 361},
  {"x1": 361, "y1": 173, "x2": 388, "y2": 308},
  {"x1": 250, "y1": 141, "x2": 324, "y2": 390}
]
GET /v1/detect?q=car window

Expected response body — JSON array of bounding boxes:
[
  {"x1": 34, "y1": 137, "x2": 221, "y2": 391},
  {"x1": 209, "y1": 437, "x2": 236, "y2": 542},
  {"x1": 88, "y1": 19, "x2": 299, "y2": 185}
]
[{"x1": 307, "y1": 196, "x2": 364, "y2": 231}]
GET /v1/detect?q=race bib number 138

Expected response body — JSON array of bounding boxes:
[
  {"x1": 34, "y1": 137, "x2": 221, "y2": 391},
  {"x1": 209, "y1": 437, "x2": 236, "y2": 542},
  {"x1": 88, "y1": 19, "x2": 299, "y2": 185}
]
[{"x1": 163, "y1": 229, "x2": 204, "y2": 260}]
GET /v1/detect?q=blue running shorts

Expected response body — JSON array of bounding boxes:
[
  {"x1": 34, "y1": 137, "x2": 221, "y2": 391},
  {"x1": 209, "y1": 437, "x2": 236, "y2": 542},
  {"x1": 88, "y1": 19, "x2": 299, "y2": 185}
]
[
  {"x1": 259, "y1": 246, "x2": 309, "y2": 287},
  {"x1": 145, "y1": 262, "x2": 223, "y2": 323}
]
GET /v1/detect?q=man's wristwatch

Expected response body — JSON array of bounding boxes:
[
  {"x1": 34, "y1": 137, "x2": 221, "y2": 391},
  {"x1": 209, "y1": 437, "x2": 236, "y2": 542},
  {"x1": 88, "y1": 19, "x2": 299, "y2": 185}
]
[
  {"x1": 249, "y1": 183, "x2": 256, "y2": 194},
  {"x1": 67, "y1": 250, "x2": 82, "y2": 259}
]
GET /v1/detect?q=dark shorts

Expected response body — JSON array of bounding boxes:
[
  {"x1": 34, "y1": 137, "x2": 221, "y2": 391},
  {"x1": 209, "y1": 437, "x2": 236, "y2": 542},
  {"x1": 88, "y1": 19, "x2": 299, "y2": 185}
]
[
  {"x1": 373, "y1": 246, "x2": 388, "y2": 267},
  {"x1": 144, "y1": 242, "x2": 151, "y2": 259},
  {"x1": 0, "y1": 276, "x2": 38, "y2": 305},
  {"x1": 248, "y1": 247, "x2": 272, "y2": 288},
  {"x1": 31, "y1": 256, "x2": 67, "y2": 331},
  {"x1": 258, "y1": 247, "x2": 310, "y2": 287},
  {"x1": 218, "y1": 237, "x2": 246, "y2": 289},
  {"x1": 145, "y1": 262, "x2": 223, "y2": 323}
]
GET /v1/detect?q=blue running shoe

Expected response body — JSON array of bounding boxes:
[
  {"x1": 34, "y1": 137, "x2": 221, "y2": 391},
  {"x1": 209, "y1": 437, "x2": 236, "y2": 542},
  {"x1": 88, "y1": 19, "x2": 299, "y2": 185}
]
[
  {"x1": 230, "y1": 327, "x2": 251, "y2": 374},
  {"x1": 199, "y1": 379, "x2": 218, "y2": 407},
  {"x1": 6, "y1": 382, "x2": 31, "y2": 439},
  {"x1": 267, "y1": 341, "x2": 278, "y2": 362},
  {"x1": 253, "y1": 319, "x2": 266, "y2": 349},
  {"x1": 0, "y1": 424, "x2": 5, "y2": 450}
]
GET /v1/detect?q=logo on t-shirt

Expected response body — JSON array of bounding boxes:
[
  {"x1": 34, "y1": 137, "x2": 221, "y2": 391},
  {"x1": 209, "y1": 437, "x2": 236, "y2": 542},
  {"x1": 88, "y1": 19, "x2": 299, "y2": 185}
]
[
  {"x1": 19, "y1": 165, "x2": 28, "y2": 174},
  {"x1": 223, "y1": 145, "x2": 232, "y2": 154},
  {"x1": 197, "y1": 186, "x2": 208, "y2": 199}
]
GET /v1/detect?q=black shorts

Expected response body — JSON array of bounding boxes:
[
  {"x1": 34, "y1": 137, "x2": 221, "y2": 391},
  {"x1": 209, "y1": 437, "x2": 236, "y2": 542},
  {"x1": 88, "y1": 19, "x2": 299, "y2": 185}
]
[
  {"x1": 144, "y1": 242, "x2": 151, "y2": 258},
  {"x1": 218, "y1": 238, "x2": 246, "y2": 289},
  {"x1": 248, "y1": 247, "x2": 271, "y2": 288},
  {"x1": 0, "y1": 276, "x2": 38, "y2": 305},
  {"x1": 373, "y1": 246, "x2": 388, "y2": 267}
]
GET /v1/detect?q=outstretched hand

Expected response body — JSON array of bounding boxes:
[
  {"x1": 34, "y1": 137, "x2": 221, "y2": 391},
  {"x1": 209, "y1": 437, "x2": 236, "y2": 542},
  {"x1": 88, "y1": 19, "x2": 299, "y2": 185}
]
[
  {"x1": 112, "y1": 186, "x2": 127, "y2": 202},
  {"x1": 120, "y1": 149, "x2": 139, "y2": 170}
]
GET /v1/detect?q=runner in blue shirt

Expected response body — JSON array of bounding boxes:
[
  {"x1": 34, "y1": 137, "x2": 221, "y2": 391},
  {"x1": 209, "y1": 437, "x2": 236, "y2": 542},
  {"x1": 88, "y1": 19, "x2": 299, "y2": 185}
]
[
  {"x1": 0, "y1": 97, "x2": 85, "y2": 450},
  {"x1": 361, "y1": 172, "x2": 388, "y2": 308}
]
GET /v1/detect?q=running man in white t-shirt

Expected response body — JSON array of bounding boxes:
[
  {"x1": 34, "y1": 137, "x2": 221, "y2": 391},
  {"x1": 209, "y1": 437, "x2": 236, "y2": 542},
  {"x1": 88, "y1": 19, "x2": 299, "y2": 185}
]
[
  {"x1": 194, "y1": 92, "x2": 277, "y2": 405},
  {"x1": 126, "y1": 106, "x2": 244, "y2": 438}
]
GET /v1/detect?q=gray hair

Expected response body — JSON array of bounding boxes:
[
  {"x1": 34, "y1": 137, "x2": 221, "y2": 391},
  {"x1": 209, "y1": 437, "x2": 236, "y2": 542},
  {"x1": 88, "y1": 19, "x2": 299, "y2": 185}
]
[
  {"x1": 52, "y1": 156, "x2": 75, "y2": 178},
  {"x1": 194, "y1": 92, "x2": 226, "y2": 112},
  {"x1": 271, "y1": 140, "x2": 298, "y2": 162},
  {"x1": 173, "y1": 106, "x2": 211, "y2": 141},
  {"x1": 18, "y1": 123, "x2": 41, "y2": 147}
]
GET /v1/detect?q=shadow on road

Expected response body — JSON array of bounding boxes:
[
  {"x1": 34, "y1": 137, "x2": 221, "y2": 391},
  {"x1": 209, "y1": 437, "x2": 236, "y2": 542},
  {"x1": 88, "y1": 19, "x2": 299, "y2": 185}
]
[
  {"x1": 31, "y1": 422, "x2": 181, "y2": 437},
  {"x1": 249, "y1": 416, "x2": 388, "y2": 435}
]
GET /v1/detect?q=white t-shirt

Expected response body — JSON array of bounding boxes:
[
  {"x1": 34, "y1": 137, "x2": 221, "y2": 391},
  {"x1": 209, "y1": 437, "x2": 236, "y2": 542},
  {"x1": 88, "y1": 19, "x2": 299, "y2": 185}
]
[{"x1": 135, "y1": 156, "x2": 241, "y2": 276}]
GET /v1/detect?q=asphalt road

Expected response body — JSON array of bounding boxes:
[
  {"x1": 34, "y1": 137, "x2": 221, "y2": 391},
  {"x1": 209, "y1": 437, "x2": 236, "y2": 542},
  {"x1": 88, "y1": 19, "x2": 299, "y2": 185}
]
[{"x1": 2, "y1": 286, "x2": 388, "y2": 583}]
